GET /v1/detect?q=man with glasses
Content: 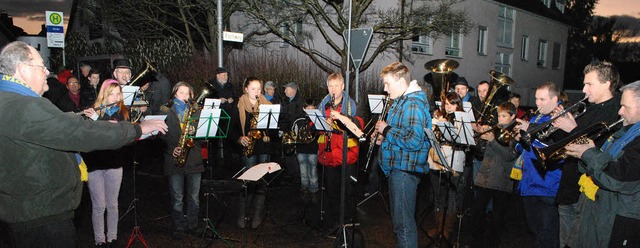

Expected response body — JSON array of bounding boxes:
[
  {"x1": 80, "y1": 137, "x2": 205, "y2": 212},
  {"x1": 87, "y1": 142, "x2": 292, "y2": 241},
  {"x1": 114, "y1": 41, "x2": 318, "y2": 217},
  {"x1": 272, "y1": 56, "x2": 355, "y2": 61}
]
[
  {"x1": 0, "y1": 41, "x2": 168, "y2": 248},
  {"x1": 55, "y1": 76, "x2": 88, "y2": 112}
]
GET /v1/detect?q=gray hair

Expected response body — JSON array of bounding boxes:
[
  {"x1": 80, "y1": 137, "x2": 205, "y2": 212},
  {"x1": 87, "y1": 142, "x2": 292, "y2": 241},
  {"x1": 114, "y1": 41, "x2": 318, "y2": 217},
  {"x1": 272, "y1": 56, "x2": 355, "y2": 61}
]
[
  {"x1": 0, "y1": 41, "x2": 32, "y2": 76},
  {"x1": 620, "y1": 81, "x2": 640, "y2": 102}
]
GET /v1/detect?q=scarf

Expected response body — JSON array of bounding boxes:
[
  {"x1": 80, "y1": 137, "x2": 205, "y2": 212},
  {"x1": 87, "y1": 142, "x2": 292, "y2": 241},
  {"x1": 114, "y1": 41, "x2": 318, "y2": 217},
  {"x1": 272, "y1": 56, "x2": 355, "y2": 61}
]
[
  {"x1": 462, "y1": 93, "x2": 470, "y2": 102},
  {"x1": 0, "y1": 74, "x2": 40, "y2": 97},
  {"x1": 105, "y1": 105, "x2": 120, "y2": 117},
  {"x1": 318, "y1": 91, "x2": 357, "y2": 117},
  {"x1": 172, "y1": 98, "x2": 188, "y2": 120},
  {"x1": 237, "y1": 94, "x2": 271, "y2": 135},
  {"x1": 264, "y1": 94, "x2": 274, "y2": 101}
]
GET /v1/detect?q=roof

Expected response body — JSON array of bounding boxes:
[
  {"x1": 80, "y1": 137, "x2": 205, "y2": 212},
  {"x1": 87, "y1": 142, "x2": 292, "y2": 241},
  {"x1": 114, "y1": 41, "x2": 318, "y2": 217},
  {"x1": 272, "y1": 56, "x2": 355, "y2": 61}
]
[{"x1": 494, "y1": 0, "x2": 570, "y2": 25}]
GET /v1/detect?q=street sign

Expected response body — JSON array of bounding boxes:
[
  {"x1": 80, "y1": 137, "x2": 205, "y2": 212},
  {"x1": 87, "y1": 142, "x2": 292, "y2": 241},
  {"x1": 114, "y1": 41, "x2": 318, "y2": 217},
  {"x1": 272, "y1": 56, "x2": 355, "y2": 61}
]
[
  {"x1": 223, "y1": 31, "x2": 244, "y2": 42},
  {"x1": 343, "y1": 27, "x2": 373, "y2": 69},
  {"x1": 45, "y1": 11, "x2": 64, "y2": 48}
]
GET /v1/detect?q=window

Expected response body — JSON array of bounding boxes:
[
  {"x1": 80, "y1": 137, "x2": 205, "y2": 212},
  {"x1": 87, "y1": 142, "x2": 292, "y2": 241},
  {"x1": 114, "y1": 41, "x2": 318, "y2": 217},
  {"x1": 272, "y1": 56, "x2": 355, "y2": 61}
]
[
  {"x1": 445, "y1": 31, "x2": 462, "y2": 57},
  {"x1": 521, "y1": 35, "x2": 529, "y2": 60},
  {"x1": 279, "y1": 23, "x2": 290, "y2": 47},
  {"x1": 411, "y1": 35, "x2": 433, "y2": 54},
  {"x1": 542, "y1": 0, "x2": 552, "y2": 8},
  {"x1": 495, "y1": 52, "x2": 512, "y2": 75},
  {"x1": 552, "y1": 42, "x2": 561, "y2": 69},
  {"x1": 477, "y1": 26, "x2": 488, "y2": 55},
  {"x1": 537, "y1": 40, "x2": 548, "y2": 68},
  {"x1": 497, "y1": 6, "x2": 515, "y2": 48}
]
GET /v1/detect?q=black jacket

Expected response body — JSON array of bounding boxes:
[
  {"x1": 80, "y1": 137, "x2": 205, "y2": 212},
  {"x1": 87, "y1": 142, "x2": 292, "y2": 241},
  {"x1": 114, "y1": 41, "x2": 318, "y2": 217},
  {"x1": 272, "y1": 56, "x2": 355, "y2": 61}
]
[{"x1": 556, "y1": 95, "x2": 622, "y2": 205}]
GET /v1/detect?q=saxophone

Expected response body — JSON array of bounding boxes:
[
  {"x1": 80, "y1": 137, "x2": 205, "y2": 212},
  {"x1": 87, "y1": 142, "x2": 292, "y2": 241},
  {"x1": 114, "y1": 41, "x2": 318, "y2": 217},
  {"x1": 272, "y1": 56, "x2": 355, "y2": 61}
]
[
  {"x1": 175, "y1": 101, "x2": 196, "y2": 167},
  {"x1": 243, "y1": 102, "x2": 265, "y2": 157}
]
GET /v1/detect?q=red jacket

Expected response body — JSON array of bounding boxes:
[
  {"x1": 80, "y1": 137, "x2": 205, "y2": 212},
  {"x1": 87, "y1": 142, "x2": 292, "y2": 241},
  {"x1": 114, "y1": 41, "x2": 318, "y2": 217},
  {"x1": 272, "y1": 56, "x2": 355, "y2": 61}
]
[{"x1": 317, "y1": 105, "x2": 363, "y2": 167}]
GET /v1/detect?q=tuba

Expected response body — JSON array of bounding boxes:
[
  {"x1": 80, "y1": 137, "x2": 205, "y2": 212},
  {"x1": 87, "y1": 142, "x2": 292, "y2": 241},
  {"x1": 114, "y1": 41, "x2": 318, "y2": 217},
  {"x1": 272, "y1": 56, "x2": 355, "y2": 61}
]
[
  {"x1": 477, "y1": 70, "x2": 515, "y2": 125},
  {"x1": 424, "y1": 59, "x2": 459, "y2": 102},
  {"x1": 533, "y1": 118, "x2": 623, "y2": 172},
  {"x1": 175, "y1": 86, "x2": 212, "y2": 167}
]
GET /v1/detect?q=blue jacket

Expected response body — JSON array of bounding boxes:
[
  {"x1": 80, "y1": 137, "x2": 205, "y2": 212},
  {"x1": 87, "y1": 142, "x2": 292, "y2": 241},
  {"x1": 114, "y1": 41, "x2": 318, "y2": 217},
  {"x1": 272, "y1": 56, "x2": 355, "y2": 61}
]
[
  {"x1": 378, "y1": 81, "x2": 432, "y2": 175},
  {"x1": 517, "y1": 114, "x2": 563, "y2": 197}
]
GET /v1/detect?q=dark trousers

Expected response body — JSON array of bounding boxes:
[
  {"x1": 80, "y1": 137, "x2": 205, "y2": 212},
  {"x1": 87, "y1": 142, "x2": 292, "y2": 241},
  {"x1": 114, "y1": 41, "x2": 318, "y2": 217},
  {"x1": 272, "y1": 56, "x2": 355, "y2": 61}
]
[
  {"x1": 471, "y1": 187, "x2": 510, "y2": 248},
  {"x1": 11, "y1": 218, "x2": 76, "y2": 248},
  {"x1": 522, "y1": 196, "x2": 559, "y2": 248},
  {"x1": 322, "y1": 164, "x2": 357, "y2": 226}
]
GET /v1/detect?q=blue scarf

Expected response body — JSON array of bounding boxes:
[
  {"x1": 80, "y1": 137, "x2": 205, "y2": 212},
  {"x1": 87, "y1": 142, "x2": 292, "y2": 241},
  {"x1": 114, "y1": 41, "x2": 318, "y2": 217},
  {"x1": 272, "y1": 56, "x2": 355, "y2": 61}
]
[
  {"x1": 105, "y1": 105, "x2": 120, "y2": 117},
  {"x1": 264, "y1": 94, "x2": 274, "y2": 101},
  {"x1": 601, "y1": 121, "x2": 640, "y2": 158},
  {"x1": 0, "y1": 74, "x2": 40, "y2": 97},
  {"x1": 462, "y1": 93, "x2": 470, "y2": 102},
  {"x1": 173, "y1": 98, "x2": 188, "y2": 119}
]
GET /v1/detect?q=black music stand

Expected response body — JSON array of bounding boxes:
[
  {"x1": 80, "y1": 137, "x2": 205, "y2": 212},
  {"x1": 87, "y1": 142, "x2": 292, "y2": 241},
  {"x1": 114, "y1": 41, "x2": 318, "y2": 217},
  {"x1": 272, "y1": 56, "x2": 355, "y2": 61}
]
[
  {"x1": 304, "y1": 109, "x2": 333, "y2": 223},
  {"x1": 233, "y1": 163, "x2": 282, "y2": 248},
  {"x1": 192, "y1": 109, "x2": 237, "y2": 247}
]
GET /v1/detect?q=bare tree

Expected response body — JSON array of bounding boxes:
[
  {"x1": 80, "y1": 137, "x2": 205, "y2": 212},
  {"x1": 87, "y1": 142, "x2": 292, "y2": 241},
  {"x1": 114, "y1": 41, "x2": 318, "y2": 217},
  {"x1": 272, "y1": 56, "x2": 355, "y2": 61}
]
[
  {"x1": 238, "y1": 0, "x2": 473, "y2": 73},
  {"x1": 94, "y1": 0, "x2": 241, "y2": 54}
]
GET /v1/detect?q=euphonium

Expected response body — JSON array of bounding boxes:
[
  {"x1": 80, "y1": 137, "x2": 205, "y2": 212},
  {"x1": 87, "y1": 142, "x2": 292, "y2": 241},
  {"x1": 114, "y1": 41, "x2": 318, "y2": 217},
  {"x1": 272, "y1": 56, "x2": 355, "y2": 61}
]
[
  {"x1": 363, "y1": 95, "x2": 393, "y2": 172},
  {"x1": 477, "y1": 70, "x2": 515, "y2": 125},
  {"x1": 175, "y1": 87, "x2": 211, "y2": 167},
  {"x1": 533, "y1": 118, "x2": 624, "y2": 170}
]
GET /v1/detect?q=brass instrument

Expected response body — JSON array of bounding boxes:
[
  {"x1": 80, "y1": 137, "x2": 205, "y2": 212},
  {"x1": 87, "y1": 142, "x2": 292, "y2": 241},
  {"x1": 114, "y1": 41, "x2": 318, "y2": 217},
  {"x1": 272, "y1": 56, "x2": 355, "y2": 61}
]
[
  {"x1": 424, "y1": 59, "x2": 459, "y2": 102},
  {"x1": 175, "y1": 87, "x2": 212, "y2": 167},
  {"x1": 282, "y1": 118, "x2": 317, "y2": 154},
  {"x1": 243, "y1": 100, "x2": 270, "y2": 157},
  {"x1": 519, "y1": 97, "x2": 588, "y2": 148},
  {"x1": 533, "y1": 118, "x2": 624, "y2": 171},
  {"x1": 127, "y1": 59, "x2": 157, "y2": 86},
  {"x1": 477, "y1": 70, "x2": 515, "y2": 125},
  {"x1": 473, "y1": 121, "x2": 519, "y2": 146},
  {"x1": 363, "y1": 95, "x2": 393, "y2": 172}
]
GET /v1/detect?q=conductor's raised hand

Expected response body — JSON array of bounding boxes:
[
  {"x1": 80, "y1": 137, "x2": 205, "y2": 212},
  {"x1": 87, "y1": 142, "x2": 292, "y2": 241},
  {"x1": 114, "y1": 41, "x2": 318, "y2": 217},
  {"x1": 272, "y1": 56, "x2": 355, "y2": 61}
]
[{"x1": 139, "y1": 119, "x2": 168, "y2": 135}]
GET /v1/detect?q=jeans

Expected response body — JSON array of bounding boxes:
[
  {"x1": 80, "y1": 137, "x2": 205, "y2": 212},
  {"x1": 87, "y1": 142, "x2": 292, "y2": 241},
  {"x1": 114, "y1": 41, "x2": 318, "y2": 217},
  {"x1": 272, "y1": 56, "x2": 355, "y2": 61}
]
[
  {"x1": 558, "y1": 202, "x2": 581, "y2": 247},
  {"x1": 88, "y1": 168, "x2": 123, "y2": 244},
  {"x1": 241, "y1": 154, "x2": 270, "y2": 169},
  {"x1": 297, "y1": 153, "x2": 318, "y2": 192},
  {"x1": 388, "y1": 169, "x2": 421, "y2": 248},
  {"x1": 11, "y1": 218, "x2": 76, "y2": 248},
  {"x1": 169, "y1": 172, "x2": 202, "y2": 230},
  {"x1": 471, "y1": 187, "x2": 510, "y2": 247},
  {"x1": 522, "y1": 196, "x2": 559, "y2": 248},
  {"x1": 429, "y1": 170, "x2": 462, "y2": 213}
]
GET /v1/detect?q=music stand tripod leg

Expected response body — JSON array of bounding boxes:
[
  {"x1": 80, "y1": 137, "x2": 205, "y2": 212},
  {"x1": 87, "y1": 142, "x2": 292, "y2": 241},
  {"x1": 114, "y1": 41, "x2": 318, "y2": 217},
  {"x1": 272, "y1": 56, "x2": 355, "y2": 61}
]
[{"x1": 199, "y1": 191, "x2": 238, "y2": 248}]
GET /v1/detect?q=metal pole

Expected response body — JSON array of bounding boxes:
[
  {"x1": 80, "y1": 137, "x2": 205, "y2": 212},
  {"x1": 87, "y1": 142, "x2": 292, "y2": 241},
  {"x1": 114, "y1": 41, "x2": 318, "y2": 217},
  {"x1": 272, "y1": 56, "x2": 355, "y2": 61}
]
[
  {"x1": 338, "y1": 0, "x2": 353, "y2": 247},
  {"x1": 217, "y1": 0, "x2": 223, "y2": 67}
]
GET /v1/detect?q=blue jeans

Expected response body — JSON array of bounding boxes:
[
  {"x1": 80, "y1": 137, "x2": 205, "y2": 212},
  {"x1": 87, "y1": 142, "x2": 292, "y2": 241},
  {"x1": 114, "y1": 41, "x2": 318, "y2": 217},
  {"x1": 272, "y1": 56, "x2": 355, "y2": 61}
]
[
  {"x1": 522, "y1": 196, "x2": 559, "y2": 248},
  {"x1": 388, "y1": 169, "x2": 421, "y2": 248},
  {"x1": 241, "y1": 154, "x2": 270, "y2": 169},
  {"x1": 168, "y1": 173, "x2": 202, "y2": 230},
  {"x1": 296, "y1": 153, "x2": 318, "y2": 193}
]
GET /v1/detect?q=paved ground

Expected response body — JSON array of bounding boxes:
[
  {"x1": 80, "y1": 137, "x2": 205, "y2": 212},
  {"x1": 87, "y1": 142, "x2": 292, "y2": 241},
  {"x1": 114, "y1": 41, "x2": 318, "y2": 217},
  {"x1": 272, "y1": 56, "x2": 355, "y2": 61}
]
[{"x1": 68, "y1": 147, "x2": 536, "y2": 248}]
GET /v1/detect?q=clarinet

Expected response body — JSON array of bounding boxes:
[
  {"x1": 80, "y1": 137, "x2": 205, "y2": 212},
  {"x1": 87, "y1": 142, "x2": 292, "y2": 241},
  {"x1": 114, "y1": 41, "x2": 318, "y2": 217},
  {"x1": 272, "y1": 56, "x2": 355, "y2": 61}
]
[
  {"x1": 363, "y1": 95, "x2": 392, "y2": 172},
  {"x1": 324, "y1": 94, "x2": 336, "y2": 152}
]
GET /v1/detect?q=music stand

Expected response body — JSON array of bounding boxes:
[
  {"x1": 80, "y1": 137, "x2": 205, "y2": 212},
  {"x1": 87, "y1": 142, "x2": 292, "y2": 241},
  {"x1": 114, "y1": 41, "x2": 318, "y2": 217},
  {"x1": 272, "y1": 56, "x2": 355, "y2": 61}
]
[
  {"x1": 304, "y1": 109, "x2": 332, "y2": 223},
  {"x1": 233, "y1": 163, "x2": 282, "y2": 248},
  {"x1": 191, "y1": 109, "x2": 236, "y2": 247}
]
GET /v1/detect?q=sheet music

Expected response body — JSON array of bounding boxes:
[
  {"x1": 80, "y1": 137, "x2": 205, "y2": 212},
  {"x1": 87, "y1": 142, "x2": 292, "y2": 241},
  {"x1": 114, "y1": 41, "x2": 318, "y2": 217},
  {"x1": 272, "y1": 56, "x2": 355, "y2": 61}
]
[
  {"x1": 462, "y1": 102, "x2": 474, "y2": 116},
  {"x1": 202, "y1": 98, "x2": 221, "y2": 110},
  {"x1": 305, "y1": 109, "x2": 332, "y2": 131},
  {"x1": 121, "y1": 86, "x2": 140, "y2": 106},
  {"x1": 139, "y1": 115, "x2": 167, "y2": 139},
  {"x1": 256, "y1": 104, "x2": 280, "y2": 129},
  {"x1": 237, "y1": 162, "x2": 282, "y2": 181},
  {"x1": 368, "y1": 94, "x2": 385, "y2": 114},
  {"x1": 194, "y1": 109, "x2": 220, "y2": 138},
  {"x1": 455, "y1": 111, "x2": 477, "y2": 146},
  {"x1": 434, "y1": 120, "x2": 457, "y2": 143}
]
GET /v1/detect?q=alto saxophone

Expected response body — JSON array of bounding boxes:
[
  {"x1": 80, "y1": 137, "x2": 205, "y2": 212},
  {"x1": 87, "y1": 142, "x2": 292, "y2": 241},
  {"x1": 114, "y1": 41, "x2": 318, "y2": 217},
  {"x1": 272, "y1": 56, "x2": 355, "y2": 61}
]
[
  {"x1": 243, "y1": 102, "x2": 266, "y2": 157},
  {"x1": 175, "y1": 101, "x2": 196, "y2": 167}
]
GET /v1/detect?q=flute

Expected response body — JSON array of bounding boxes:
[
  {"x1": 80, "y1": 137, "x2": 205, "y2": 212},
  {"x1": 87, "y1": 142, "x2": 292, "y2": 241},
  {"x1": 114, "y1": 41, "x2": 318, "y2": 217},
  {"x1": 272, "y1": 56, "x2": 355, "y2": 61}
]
[{"x1": 74, "y1": 100, "x2": 123, "y2": 115}]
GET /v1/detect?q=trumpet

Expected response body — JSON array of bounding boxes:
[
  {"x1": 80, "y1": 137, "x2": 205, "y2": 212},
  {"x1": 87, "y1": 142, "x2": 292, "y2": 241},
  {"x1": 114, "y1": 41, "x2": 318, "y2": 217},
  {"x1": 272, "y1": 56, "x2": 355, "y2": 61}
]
[
  {"x1": 363, "y1": 95, "x2": 393, "y2": 172},
  {"x1": 533, "y1": 118, "x2": 624, "y2": 171},
  {"x1": 474, "y1": 121, "x2": 520, "y2": 146},
  {"x1": 519, "y1": 97, "x2": 588, "y2": 149}
]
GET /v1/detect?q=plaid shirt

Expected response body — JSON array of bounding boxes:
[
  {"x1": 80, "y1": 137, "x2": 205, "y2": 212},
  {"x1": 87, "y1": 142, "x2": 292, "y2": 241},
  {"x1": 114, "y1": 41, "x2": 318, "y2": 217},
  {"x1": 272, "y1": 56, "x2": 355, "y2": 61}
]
[{"x1": 378, "y1": 84, "x2": 432, "y2": 175}]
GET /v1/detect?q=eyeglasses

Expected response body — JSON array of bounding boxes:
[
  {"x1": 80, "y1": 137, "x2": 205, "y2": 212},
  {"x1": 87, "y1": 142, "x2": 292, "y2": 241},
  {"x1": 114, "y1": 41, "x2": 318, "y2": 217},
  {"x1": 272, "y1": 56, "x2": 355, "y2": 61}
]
[{"x1": 23, "y1": 63, "x2": 49, "y2": 73}]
